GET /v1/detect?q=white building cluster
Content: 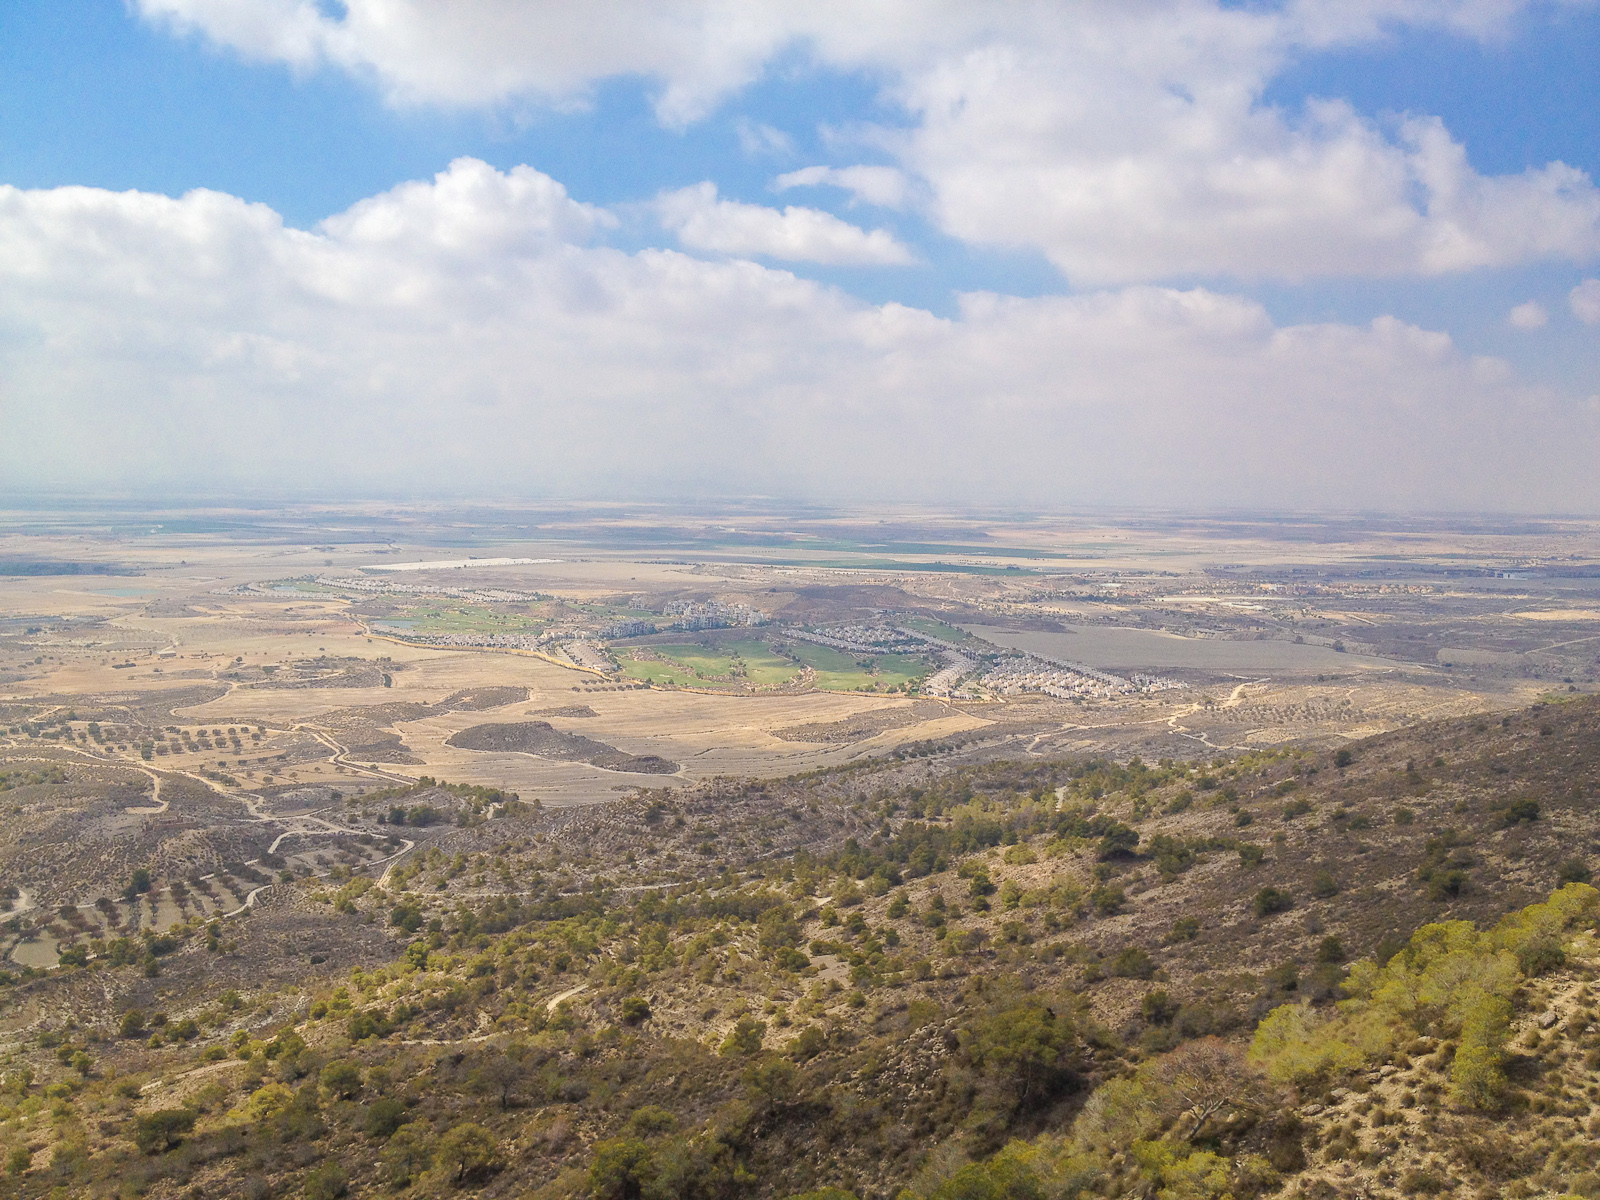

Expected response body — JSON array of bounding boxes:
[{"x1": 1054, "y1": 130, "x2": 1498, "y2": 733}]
[
  {"x1": 802, "y1": 624, "x2": 922, "y2": 652},
  {"x1": 977, "y1": 654, "x2": 1185, "y2": 699},
  {"x1": 369, "y1": 627, "x2": 550, "y2": 651},
  {"x1": 661, "y1": 600, "x2": 769, "y2": 628},
  {"x1": 921, "y1": 650, "x2": 977, "y2": 696}
]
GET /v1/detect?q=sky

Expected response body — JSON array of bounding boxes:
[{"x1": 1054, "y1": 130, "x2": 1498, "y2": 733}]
[{"x1": 0, "y1": 1, "x2": 1596, "y2": 512}]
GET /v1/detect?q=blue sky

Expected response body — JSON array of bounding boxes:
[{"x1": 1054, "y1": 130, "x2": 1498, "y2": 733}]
[{"x1": 0, "y1": 1, "x2": 1596, "y2": 508}]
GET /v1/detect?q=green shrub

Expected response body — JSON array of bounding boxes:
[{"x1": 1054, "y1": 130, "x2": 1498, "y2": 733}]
[
  {"x1": 1499, "y1": 798, "x2": 1540, "y2": 827},
  {"x1": 1253, "y1": 887, "x2": 1293, "y2": 917},
  {"x1": 1096, "y1": 824, "x2": 1138, "y2": 860},
  {"x1": 133, "y1": 1108, "x2": 196, "y2": 1155},
  {"x1": 303, "y1": 1162, "x2": 348, "y2": 1200},
  {"x1": 720, "y1": 1018, "x2": 766, "y2": 1057},
  {"x1": 5, "y1": 1145, "x2": 30, "y2": 1176},
  {"x1": 1111, "y1": 948, "x2": 1156, "y2": 979},
  {"x1": 320, "y1": 1059, "x2": 362, "y2": 1100},
  {"x1": 1089, "y1": 885, "x2": 1125, "y2": 915},
  {"x1": 434, "y1": 1121, "x2": 497, "y2": 1183},
  {"x1": 1559, "y1": 857, "x2": 1592, "y2": 885},
  {"x1": 364, "y1": 1097, "x2": 408, "y2": 1139}
]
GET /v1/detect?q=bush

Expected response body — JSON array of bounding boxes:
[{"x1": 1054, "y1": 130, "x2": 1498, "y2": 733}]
[
  {"x1": 303, "y1": 1163, "x2": 349, "y2": 1200},
  {"x1": 627, "y1": 1105, "x2": 677, "y2": 1136},
  {"x1": 1089, "y1": 885, "x2": 1125, "y2": 915},
  {"x1": 434, "y1": 1121, "x2": 497, "y2": 1183},
  {"x1": 589, "y1": 1136, "x2": 654, "y2": 1200},
  {"x1": 720, "y1": 1018, "x2": 766, "y2": 1057},
  {"x1": 1559, "y1": 857, "x2": 1593, "y2": 885},
  {"x1": 320, "y1": 1059, "x2": 362, "y2": 1099},
  {"x1": 1169, "y1": 917, "x2": 1200, "y2": 942},
  {"x1": 134, "y1": 1108, "x2": 196, "y2": 1154},
  {"x1": 348, "y1": 1010, "x2": 387, "y2": 1041},
  {"x1": 381, "y1": 1122, "x2": 434, "y2": 1188},
  {"x1": 1142, "y1": 990, "x2": 1180, "y2": 1025},
  {"x1": 1314, "y1": 936, "x2": 1346, "y2": 963},
  {"x1": 787, "y1": 1025, "x2": 826, "y2": 1062},
  {"x1": 620, "y1": 996, "x2": 652, "y2": 1024},
  {"x1": 1499, "y1": 798, "x2": 1540, "y2": 827},
  {"x1": 1253, "y1": 887, "x2": 1293, "y2": 917},
  {"x1": 1111, "y1": 948, "x2": 1156, "y2": 979},
  {"x1": 1310, "y1": 871, "x2": 1339, "y2": 899},
  {"x1": 1096, "y1": 823, "x2": 1139, "y2": 860},
  {"x1": 364, "y1": 1097, "x2": 408, "y2": 1139},
  {"x1": 1334, "y1": 749, "x2": 1353, "y2": 768}
]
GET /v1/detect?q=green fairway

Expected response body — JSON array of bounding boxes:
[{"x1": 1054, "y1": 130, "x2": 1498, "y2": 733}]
[
  {"x1": 721, "y1": 639, "x2": 803, "y2": 686},
  {"x1": 788, "y1": 643, "x2": 877, "y2": 690},
  {"x1": 616, "y1": 654, "x2": 696, "y2": 686},
  {"x1": 873, "y1": 652, "x2": 931, "y2": 688},
  {"x1": 788, "y1": 643, "x2": 932, "y2": 690},
  {"x1": 618, "y1": 646, "x2": 737, "y2": 688},
  {"x1": 386, "y1": 603, "x2": 545, "y2": 637},
  {"x1": 615, "y1": 641, "x2": 801, "y2": 689},
  {"x1": 616, "y1": 639, "x2": 920, "y2": 691},
  {"x1": 898, "y1": 616, "x2": 973, "y2": 644}
]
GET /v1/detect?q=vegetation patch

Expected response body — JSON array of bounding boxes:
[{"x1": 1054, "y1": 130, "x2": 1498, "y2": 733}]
[{"x1": 446, "y1": 721, "x2": 679, "y2": 773}]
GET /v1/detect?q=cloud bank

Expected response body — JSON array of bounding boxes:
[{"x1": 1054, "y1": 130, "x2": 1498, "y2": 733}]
[
  {"x1": 654, "y1": 183, "x2": 915, "y2": 264},
  {"x1": 2, "y1": 160, "x2": 1594, "y2": 509},
  {"x1": 135, "y1": 0, "x2": 1600, "y2": 284}
]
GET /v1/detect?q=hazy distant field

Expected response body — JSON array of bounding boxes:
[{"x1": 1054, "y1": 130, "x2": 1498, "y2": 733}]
[
  {"x1": 962, "y1": 624, "x2": 1400, "y2": 672},
  {"x1": 2, "y1": 500, "x2": 1594, "y2": 819}
]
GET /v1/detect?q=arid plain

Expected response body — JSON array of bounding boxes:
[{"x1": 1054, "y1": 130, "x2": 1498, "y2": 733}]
[{"x1": 2, "y1": 502, "x2": 1598, "y2": 973}]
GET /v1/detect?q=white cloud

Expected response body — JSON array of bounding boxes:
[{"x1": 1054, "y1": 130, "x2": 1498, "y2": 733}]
[
  {"x1": 134, "y1": 0, "x2": 1600, "y2": 283},
  {"x1": 734, "y1": 119, "x2": 794, "y2": 158},
  {"x1": 134, "y1": 0, "x2": 799, "y2": 125},
  {"x1": 654, "y1": 182, "x2": 915, "y2": 265},
  {"x1": 1, "y1": 164, "x2": 1596, "y2": 509},
  {"x1": 1507, "y1": 300, "x2": 1549, "y2": 329},
  {"x1": 889, "y1": 39, "x2": 1600, "y2": 284},
  {"x1": 774, "y1": 166, "x2": 910, "y2": 209},
  {"x1": 1573, "y1": 279, "x2": 1600, "y2": 324}
]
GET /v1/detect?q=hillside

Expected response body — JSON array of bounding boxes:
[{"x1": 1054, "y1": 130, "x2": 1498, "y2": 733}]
[{"x1": 2, "y1": 695, "x2": 1599, "y2": 1199}]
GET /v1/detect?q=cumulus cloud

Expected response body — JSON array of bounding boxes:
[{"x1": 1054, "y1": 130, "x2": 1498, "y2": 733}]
[
  {"x1": 774, "y1": 166, "x2": 910, "y2": 209},
  {"x1": 134, "y1": 0, "x2": 1600, "y2": 283},
  {"x1": 655, "y1": 183, "x2": 915, "y2": 264},
  {"x1": 1, "y1": 163, "x2": 1595, "y2": 508},
  {"x1": 1507, "y1": 300, "x2": 1549, "y2": 329},
  {"x1": 1573, "y1": 279, "x2": 1600, "y2": 324},
  {"x1": 134, "y1": 0, "x2": 799, "y2": 125}
]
